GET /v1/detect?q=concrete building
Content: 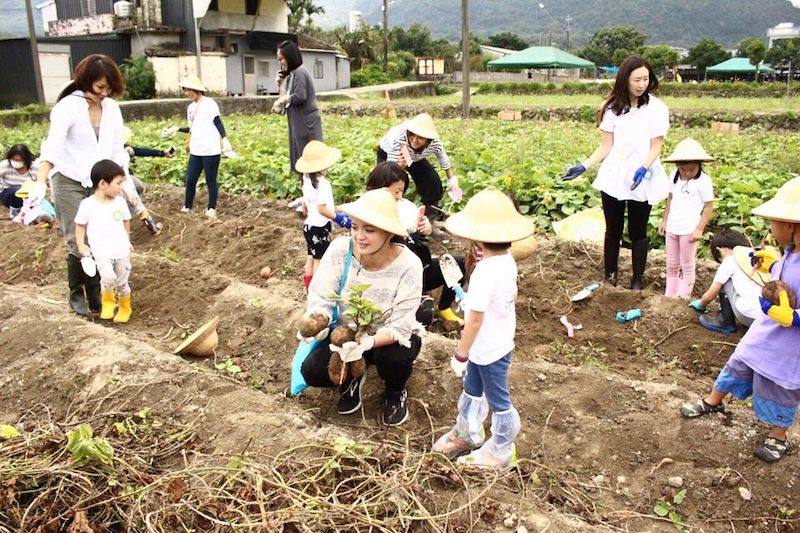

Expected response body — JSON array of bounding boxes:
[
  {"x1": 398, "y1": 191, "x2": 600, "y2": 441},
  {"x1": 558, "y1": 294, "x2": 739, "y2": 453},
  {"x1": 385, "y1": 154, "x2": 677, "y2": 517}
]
[{"x1": 767, "y1": 22, "x2": 800, "y2": 47}]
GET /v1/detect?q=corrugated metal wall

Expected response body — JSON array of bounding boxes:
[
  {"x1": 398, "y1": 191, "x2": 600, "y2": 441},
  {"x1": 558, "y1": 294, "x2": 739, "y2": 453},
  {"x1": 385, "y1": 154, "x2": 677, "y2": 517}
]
[
  {"x1": 0, "y1": 40, "x2": 36, "y2": 108},
  {"x1": 56, "y1": 0, "x2": 114, "y2": 19},
  {"x1": 161, "y1": 0, "x2": 196, "y2": 51}
]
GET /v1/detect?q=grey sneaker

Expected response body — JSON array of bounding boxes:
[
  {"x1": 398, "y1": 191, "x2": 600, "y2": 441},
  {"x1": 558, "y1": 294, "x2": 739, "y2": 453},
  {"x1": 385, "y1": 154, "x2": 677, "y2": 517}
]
[{"x1": 754, "y1": 437, "x2": 790, "y2": 463}]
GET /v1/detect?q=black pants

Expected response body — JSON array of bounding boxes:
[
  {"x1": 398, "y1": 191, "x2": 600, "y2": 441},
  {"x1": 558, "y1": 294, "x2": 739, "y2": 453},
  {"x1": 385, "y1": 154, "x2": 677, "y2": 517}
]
[
  {"x1": 424, "y1": 255, "x2": 465, "y2": 310},
  {"x1": 376, "y1": 147, "x2": 443, "y2": 210},
  {"x1": 601, "y1": 192, "x2": 651, "y2": 243},
  {"x1": 301, "y1": 334, "x2": 422, "y2": 393},
  {"x1": 185, "y1": 154, "x2": 221, "y2": 209}
]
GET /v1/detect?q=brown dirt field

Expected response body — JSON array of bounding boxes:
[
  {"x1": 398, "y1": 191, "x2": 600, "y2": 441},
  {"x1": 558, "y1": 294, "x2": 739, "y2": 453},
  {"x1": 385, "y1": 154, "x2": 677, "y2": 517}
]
[{"x1": 0, "y1": 184, "x2": 797, "y2": 532}]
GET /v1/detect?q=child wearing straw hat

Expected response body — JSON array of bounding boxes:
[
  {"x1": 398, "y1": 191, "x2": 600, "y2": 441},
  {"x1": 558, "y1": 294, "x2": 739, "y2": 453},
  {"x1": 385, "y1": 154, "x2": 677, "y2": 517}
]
[
  {"x1": 161, "y1": 76, "x2": 237, "y2": 218},
  {"x1": 299, "y1": 188, "x2": 423, "y2": 426},
  {"x1": 377, "y1": 113, "x2": 462, "y2": 219},
  {"x1": 658, "y1": 138, "x2": 715, "y2": 298},
  {"x1": 680, "y1": 177, "x2": 800, "y2": 463},
  {"x1": 432, "y1": 187, "x2": 535, "y2": 468},
  {"x1": 295, "y1": 140, "x2": 352, "y2": 291}
]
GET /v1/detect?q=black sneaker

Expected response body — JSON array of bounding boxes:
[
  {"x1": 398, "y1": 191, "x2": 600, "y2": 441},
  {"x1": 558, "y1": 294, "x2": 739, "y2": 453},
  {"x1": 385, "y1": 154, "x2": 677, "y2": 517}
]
[
  {"x1": 383, "y1": 389, "x2": 409, "y2": 426},
  {"x1": 337, "y1": 374, "x2": 365, "y2": 415}
]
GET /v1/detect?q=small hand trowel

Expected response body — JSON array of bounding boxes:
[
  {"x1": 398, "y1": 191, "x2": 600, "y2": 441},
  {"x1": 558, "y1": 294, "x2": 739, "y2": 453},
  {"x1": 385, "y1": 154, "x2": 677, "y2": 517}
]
[{"x1": 570, "y1": 282, "x2": 600, "y2": 302}]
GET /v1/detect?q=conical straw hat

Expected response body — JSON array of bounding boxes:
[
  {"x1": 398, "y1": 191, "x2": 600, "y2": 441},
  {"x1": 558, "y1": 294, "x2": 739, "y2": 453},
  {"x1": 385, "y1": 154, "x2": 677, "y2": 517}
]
[
  {"x1": 338, "y1": 188, "x2": 408, "y2": 237},
  {"x1": 174, "y1": 316, "x2": 219, "y2": 357},
  {"x1": 179, "y1": 75, "x2": 207, "y2": 92},
  {"x1": 445, "y1": 187, "x2": 535, "y2": 243},
  {"x1": 405, "y1": 113, "x2": 439, "y2": 140},
  {"x1": 732, "y1": 246, "x2": 776, "y2": 287},
  {"x1": 752, "y1": 176, "x2": 800, "y2": 223},
  {"x1": 122, "y1": 126, "x2": 132, "y2": 144},
  {"x1": 663, "y1": 138, "x2": 715, "y2": 163},
  {"x1": 295, "y1": 140, "x2": 341, "y2": 174}
]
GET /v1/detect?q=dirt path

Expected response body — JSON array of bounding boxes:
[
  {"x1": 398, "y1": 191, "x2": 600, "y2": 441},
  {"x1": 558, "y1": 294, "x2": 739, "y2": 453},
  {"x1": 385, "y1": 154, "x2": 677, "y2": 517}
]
[{"x1": 0, "y1": 184, "x2": 797, "y2": 532}]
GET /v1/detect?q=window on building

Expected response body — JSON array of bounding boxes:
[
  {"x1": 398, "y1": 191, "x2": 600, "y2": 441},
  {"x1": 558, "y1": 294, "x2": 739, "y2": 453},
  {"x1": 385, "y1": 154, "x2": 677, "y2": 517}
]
[
  {"x1": 258, "y1": 60, "x2": 269, "y2": 78},
  {"x1": 245, "y1": 0, "x2": 259, "y2": 15},
  {"x1": 314, "y1": 59, "x2": 324, "y2": 79},
  {"x1": 244, "y1": 56, "x2": 255, "y2": 75},
  {"x1": 230, "y1": 43, "x2": 239, "y2": 55}
]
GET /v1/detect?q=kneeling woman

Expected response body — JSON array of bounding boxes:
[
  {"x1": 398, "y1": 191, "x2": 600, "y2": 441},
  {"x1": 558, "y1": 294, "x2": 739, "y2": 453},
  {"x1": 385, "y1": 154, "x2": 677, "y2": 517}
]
[{"x1": 300, "y1": 188, "x2": 423, "y2": 426}]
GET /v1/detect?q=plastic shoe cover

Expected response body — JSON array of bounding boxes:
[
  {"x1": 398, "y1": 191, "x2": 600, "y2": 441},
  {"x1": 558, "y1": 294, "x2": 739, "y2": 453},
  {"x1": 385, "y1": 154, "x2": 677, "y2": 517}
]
[
  {"x1": 456, "y1": 392, "x2": 489, "y2": 445},
  {"x1": 457, "y1": 441, "x2": 517, "y2": 469},
  {"x1": 432, "y1": 427, "x2": 483, "y2": 459}
]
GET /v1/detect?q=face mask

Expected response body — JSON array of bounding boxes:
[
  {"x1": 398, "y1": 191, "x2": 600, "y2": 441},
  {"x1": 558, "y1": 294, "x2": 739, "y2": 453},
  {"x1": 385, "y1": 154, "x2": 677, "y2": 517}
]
[{"x1": 9, "y1": 160, "x2": 24, "y2": 170}]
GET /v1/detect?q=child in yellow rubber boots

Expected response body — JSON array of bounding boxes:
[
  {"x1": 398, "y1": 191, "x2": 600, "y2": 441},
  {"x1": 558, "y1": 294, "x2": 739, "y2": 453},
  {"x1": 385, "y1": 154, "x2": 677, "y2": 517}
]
[
  {"x1": 432, "y1": 188, "x2": 535, "y2": 468},
  {"x1": 680, "y1": 177, "x2": 800, "y2": 462},
  {"x1": 74, "y1": 160, "x2": 133, "y2": 323}
]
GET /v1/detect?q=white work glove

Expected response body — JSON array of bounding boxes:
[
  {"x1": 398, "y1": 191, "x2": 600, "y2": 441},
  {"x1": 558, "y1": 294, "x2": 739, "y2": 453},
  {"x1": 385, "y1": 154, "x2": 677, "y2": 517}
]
[
  {"x1": 271, "y1": 97, "x2": 286, "y2": 114},
  {"x1": 25, "y1": 181, "x2": 47, "y2": 204},
  {"x1": 297, "y1": 327, "x2": 329, "y2": 344},
  {"x1": 450, "y1": 352, "x2": 468, "y2": 377},
  {"x1": 161, "y1": 125, "x2": 179, "y2": 139},
  {"x1": 446, "y1": 175, "x2": 463, "y2": 202},
  {"x1": 80, "y1": 255, "x2": 97, "y2": 277},
  {"x1": 330, "y1": 335, "x2": 375, "y2": 363},
  {"x1": 221, "y1": 137, "x2": 238, "y2": 159}
]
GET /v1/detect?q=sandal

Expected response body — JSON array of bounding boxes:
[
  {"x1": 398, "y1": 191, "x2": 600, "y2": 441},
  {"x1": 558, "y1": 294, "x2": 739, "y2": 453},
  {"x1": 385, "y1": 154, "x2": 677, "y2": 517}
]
[
  {"x1": 754, "y1": 437, "x2": 790, "y2": 463},
  {"x1": 680, "y1": 399, "x2": 725, "y2": 418}
]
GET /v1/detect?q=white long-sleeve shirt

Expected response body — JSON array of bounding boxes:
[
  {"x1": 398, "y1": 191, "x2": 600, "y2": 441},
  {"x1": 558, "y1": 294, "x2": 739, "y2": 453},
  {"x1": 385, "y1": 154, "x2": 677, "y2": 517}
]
[{"x1": 39, "y1": 91, "x2": 129, "y2": 187}]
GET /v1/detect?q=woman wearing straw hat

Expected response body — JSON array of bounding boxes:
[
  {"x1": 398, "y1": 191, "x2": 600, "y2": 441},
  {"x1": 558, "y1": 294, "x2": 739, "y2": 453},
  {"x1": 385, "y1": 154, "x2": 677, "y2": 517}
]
[
  {"x1": 295, "y1": 140, "x2": 352, "y2": 291},
  {"x1": 377, "y1": 113, "x2": 462, "y2": 220},
  {"x1": 35, "y1": 54, "x2": 128, "y2": 316},
  {"x1": 680, "y1": 176, "x2": 800, "y2": 463},
  {"x1": 161, "y1": 75, "x2": 237, "y2": 218},
  {"x1": 272, "y1": 40, "x2": 323, "y2": 175},
  {"x1": 432, "y1": 188, "x2": 534, "y2": 468},
  {"x1": 299, "y1": 188, "x2": 423, "y2": 426},
  {"x1": 658, "y1": 138, "x2": 715, "y2": 298}
]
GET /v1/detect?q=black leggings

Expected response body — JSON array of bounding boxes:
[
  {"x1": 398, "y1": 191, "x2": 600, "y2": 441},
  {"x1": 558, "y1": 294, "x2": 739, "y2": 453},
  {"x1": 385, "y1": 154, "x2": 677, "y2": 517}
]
[
  {"x1": 301, "y1": 334, "x2": 422, "y2": 393},
  {"x1": 184, "y1": 154, "x2": 221, "y2": 209},
  {"x1": 376, "y1": 147, "x2": 443, "y2": 208},
  {"x1": 424, "y1": 255, "x2": 465, "y2": 310},
  {"x1": 601, "y1": 192, "x2": 651, "y2": 242}
]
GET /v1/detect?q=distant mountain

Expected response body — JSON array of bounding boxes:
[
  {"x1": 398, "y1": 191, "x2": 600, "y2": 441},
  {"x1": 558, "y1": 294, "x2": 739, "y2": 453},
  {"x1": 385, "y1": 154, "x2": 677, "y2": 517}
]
[{"x1": 315, "y1": 0, "x2": 800, "y2": 48}]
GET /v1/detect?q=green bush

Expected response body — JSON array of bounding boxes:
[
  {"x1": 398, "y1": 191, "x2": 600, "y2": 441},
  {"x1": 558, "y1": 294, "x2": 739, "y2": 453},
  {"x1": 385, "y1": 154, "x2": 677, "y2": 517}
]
[
  {"x1": 386, "y1": 51, "x2": 416, "y2": 80},
  {"x1": 475, "y1": 80, "x2": 800, "y2": 98},
  {"x1": 435, "y1": 83, "x2": 459, "y2": 96},
  {"x1": 350, "y1": 64, "x2": 391, "y2": 88},
  {"x1": 121, "y1": 57, "x2": 156, "y2": 100}
]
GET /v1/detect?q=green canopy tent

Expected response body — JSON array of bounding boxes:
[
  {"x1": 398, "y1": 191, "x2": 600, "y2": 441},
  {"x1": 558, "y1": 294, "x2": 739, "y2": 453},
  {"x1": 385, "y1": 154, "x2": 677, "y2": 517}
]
[
  {"x1": 487, "y1": 46, "x2": 595, "y2": 82},
  {"x1": 706, "y1": 57, "x2": 776, "y2": 79}
]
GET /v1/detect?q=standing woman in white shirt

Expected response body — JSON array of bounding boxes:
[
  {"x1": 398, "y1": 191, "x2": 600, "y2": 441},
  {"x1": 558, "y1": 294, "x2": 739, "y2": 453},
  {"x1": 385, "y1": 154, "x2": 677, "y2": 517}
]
[
  {"x1": 162, "y1": 76, "x2": 235, "y2": 219},
  {"x1": 36, "y1": 54, "x2": 128, "y2": 316},
  {"x1": 561, "y1": 56, "x2": 670, "y2": 290}
]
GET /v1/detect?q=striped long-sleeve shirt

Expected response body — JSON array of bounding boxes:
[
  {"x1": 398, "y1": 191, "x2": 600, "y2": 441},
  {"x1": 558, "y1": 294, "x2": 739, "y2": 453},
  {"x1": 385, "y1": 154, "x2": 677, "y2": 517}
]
[{"x1": 378, "y1": 123, "x2": 452, "y2": 170}]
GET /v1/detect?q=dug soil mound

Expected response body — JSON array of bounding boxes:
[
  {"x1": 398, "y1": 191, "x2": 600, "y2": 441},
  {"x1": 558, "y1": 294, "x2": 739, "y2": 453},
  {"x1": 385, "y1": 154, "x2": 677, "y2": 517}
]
[{"x1": 0, "y1": 184, "x2": 797, "y2": 532}]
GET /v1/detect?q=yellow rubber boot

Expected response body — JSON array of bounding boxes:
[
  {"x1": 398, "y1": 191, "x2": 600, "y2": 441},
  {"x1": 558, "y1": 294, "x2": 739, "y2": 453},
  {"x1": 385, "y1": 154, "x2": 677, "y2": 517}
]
[
  {"x1": 113, "y1": 293, "x2": 132, "y2": 323},
  {"x1": 100, "y1": 291, "x2": 116, "y2": 320},
  {"x1": 437, "y1": 307, "x2": 465, "y2": 326}
]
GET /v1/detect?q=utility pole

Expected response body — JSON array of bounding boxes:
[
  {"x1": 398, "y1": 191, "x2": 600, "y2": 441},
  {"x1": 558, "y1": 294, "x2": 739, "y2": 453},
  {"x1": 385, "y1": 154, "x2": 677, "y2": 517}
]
[
  {"x1": 25, "y1": 0, "x2": 45, "y2": 104},
  {"x1": 461, "y1": 0, "x2": 470, "y2": 119},
  {"x1": 382, "y1": 0, "x2": 388, "y2": 68},
  {"x1": 564, "y1": 15, "x2": 572, "y2": 50}
]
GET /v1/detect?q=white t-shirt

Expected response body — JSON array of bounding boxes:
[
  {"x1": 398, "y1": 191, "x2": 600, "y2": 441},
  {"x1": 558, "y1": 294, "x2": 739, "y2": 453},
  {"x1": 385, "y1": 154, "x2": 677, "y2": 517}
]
[
  {"x1": 665, "y1": 171, "x2": 714, "y2": 235},
  {"x1": 187, "y1": 97, "x2": 221, "y2": 156},
  {"x1": 465, "y1": 253, "x2": 517, "y2": 365},
  {"x1": 713, "y1": 255, "x2": 762, "y2": 320},
  {"x1": 74, "y1": 195, "x2": 132, "y2": 260},
  {"x1": 593, "y1": 95, "x2": 670, "y2": 205},
  {"x1": 302, "y1": 175, "x2": 334, "y2": 227}
]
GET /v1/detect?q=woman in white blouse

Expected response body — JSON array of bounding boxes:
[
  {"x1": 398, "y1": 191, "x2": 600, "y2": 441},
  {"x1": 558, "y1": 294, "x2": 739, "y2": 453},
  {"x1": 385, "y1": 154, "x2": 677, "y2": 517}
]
[
  {"x1": 36, "y1": 54, "x2": 129, "y2": 316},
  {"x1": 561, "y1": 56, "x2": 670, "y2": 290}
]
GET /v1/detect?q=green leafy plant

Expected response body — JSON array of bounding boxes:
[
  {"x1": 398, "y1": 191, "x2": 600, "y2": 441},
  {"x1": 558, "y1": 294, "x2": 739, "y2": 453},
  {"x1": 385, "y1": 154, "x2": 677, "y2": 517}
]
[
  {"x1": 215, "y1": 359, "x2": 242, "y2": 376},
  {"x1": 120, "y1": 57, "x2": 156, "y2": 100},
  {"x1": 66, "y1": 424, "x2": 115, "y2": 465},
  {"x1": 339, "y1": 284, "x2": 384, "y2": 329},
  {"x1": 654, "y1": 489, "x2": 688, "y2": 531}
]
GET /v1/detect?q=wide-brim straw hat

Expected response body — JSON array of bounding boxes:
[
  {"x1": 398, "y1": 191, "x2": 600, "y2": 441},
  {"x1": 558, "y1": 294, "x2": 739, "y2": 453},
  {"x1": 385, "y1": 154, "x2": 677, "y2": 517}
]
[
  {"x1": 732, "y1": 246, "x2": 777, "y2": 286},
  {"x1": 180, "y1": 75, "x2": 207, "y2": 93},
  {"x1": 445, "y1": 187, "x2": 536, "y2": 243},
  {"x1": 174, "y1": 316, "x2": 219, "y2": 357},
  {"x1": 663, "y1": 138, "x2": 715, "y2": 163},
  {"x1": 338, "y1": 188, "x2": 408, "y2": 237},
  {"x1": 752, "y1": 176, "x2": 800, "y2": 223},
  {"x1": 122, "y1": 126, "x2": 132, "y2": 144},
  {"x1": 295, "y1": 140, "x2": 341, "y2": 174},
  {"x1": 406, "y1": 113, "x2": 439, "y2": 140}
]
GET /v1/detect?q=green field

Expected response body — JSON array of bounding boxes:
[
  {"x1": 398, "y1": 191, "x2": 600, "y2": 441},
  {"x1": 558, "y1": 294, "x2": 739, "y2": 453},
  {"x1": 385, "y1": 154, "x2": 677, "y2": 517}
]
[{"x1": 3, "y1": 113, "x2": 799, "y2": 248}]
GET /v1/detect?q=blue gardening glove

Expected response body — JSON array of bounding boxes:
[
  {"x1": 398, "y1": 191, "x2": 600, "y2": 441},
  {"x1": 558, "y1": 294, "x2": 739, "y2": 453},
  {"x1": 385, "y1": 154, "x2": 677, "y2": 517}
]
[
  {"x1": 688, "y1": 299, "x2": 707, "y2": 313},
  {"x1": 561, "y1": 164, "x2": 586, "y2": 181},
  {"x1": 615, "y1": 308, "x2": 642, "y2": 323},
  {"x1": 334, "y1": 213, "x2": 352, "y2": 229},
  {"x1": 760, "y1": 291, "x2": 800, "y2": 327},
  {"x1": 630, "y1": 166, "x2": 648, "y2": 190}
]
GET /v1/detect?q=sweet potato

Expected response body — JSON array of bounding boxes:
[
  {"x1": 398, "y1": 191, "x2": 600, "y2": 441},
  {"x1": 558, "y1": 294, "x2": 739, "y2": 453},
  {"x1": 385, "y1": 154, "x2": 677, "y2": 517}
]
[
  {"x1": 330, "y1": 325, "x2": 356, "y2": 347},
  {"x1": 762, "y1": 280, "x2": 798, "y2": 309},
  {"x1": 328, "y1": 355, "x2": 366, "y2": 385},
  {"x1": 298, "y1": 313, "x2": 328, "y2": 339}
]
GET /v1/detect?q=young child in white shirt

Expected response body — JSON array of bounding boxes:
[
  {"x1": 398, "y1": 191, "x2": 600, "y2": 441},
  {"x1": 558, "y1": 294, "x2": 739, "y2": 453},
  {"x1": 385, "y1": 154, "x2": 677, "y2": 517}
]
[
  {"x1": 659, "y1": 138, "x2": 715, "y2": 298},
  {"x1": 432, "y1": 188, "x2": 535, "y2": 468},
  {"x1": 295, "y1": 141, "x2": 351, "y2": 291},
  {"x1": 75, "y1": 159, "x2": 133, "y2": 323}
]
